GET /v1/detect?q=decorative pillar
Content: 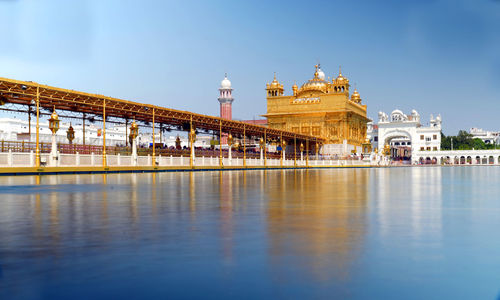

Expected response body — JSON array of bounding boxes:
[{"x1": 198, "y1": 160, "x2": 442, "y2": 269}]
[
  {"x1": 264, "y1": 130, "x2": 267, "y2": 167},
  {"x1": 189, "y1": 115, "x2": 196, "y2": 168},
  {"x1": 152, "y1": 108, "x2": 156, "y2": 167},
  {"x1": 306, "y1": 140, "x2": 309, "y2": 167},
  {"x1": 82, "y1": 113, "x2": 86, "y2": 146},
  {"x1": 219, "y1": 119, "x2": 223, "y2": 167},
  {"x1": 227, "y1": 133, "x2": 233, "y2": 166},
  {"x1": 35, "y1": 86, "x2": 40, "y2": 167},
  {"x1": 294, "y1": 136, "x2": 297, "y2": 167},
  {"x1": 243, "y1": 125, "x2": 246, "y2": 167},
  {"x1": 102, "y1": 100, "x2": 107, "y2": 167},
  {"x1": 259, "y1": 137, "x2": 264, "y2": 163},
  {"x1": 282, "y1": 140, "x2": 286, "y2": 166},
  {"x1": 280, "y1": 133, "x2": 283, "y2": 167}
]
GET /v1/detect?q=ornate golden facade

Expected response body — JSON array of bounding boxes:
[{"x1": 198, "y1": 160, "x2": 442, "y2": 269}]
[{"x1": 263, "y1": 65, "x2": 369, "y2": 147}]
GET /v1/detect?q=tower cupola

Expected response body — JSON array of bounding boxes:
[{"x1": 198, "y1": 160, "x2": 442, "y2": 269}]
[
  {"x1": 218, "y1": 73, "x2": 234, "y2": 120},
  {"x1": 266, "y1": 73, "x2": 284, "y2": 97}
]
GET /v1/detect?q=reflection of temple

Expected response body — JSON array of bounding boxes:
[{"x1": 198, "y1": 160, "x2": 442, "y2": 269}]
[
  {"x1": 263, "y1": 65, "x2": 369, "y2": 154},
  {"x1": 265, "y1": 169, "x2": 369, "y2": 281}
]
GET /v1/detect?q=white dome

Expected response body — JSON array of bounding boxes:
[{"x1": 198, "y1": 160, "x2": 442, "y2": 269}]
[
  {"x1": 220, "y1": 75, "x2": 231, "y2": 89},
  {"x1": 317, "y1": 68, "x2": 325, "y2": 80}
]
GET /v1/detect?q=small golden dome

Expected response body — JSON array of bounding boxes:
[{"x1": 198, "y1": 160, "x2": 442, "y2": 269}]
[
  {"x1": 270, "y1": 73, "x2": 280, "y2": 88},
  {"x1": 335, "y1": 66, "x2": 349, "y2": 83},
  {"x1": 50, "y1": 109, "x2": 59, "y2": 121},
  {"x1": 351, "y1": 89, "x2": 361, "y2": 102}
]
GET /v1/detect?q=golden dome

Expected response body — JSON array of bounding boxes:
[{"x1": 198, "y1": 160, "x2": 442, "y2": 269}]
[
  {"x1": 298, "y1": 65, "x2": 328, "y2": 93},
  {"x1": 351, "y1": 89, "x2": 361, "y2": 103},
  {"x1": 270, "y1": 73, "x2": 280, "y2": 88},
  {"x1": 50, "y1": 109, "x2": 59, "y2": 120},
  {"x1": 335, "y1": 66, "x2": 349, "y2": 83}
]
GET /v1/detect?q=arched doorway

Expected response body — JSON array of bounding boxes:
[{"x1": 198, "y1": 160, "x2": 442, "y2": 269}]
[{"x1": 381, "y1": 130, "x2": 413, "y2": 163}]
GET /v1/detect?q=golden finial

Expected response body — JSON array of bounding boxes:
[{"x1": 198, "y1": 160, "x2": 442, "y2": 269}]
[{"x1": 339, "y1": 65, "x2": 342, "y2": 76}]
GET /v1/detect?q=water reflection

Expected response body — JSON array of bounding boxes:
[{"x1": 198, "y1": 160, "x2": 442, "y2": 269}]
[
  {"x1": 2, "y1": 168, "x2": 500, "y2": 299},
  {"x1": 265, "y1": 169, "x2": 369, "y2": 283}
]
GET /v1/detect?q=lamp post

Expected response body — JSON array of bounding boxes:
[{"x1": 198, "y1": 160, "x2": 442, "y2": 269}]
[
  {"x1": 227, "y1": 133, "x2": 233, "y2": 165},
  {"x1": 48, "y1": 108, "x2": 60, "y2": 166},
  {"x1": 129, "y1": 120, "x2": 139, "y2": 165},
  {"x1": 281, "y1": 140, "x2": 286, "y2": 167},
  {"x1": 189, "y1": 127, "x2": 196, "y2": 167},
  {"x1": 66, "y1": 123, "x2": 75, "y2": 144},
  {"x1": 300, "y1": 142, "x2": 304, "y2": 162},
  {"x1": 259, "y1": 137, "x2": 265, "y2": 163}
]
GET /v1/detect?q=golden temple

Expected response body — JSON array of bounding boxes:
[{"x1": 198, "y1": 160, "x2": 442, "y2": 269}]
[{"x1": 263, "y1": 65, "x2": 369, "y2": 152}]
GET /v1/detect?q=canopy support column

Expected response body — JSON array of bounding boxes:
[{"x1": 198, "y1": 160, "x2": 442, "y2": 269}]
[
  {"x1": 152, "y1": 108, "x2": 156, "y2": 167},
  {"x1": 306, "y1": 139, "x2": 309, "y2": 167},
  {"x1": 103, "y1": 100, "x2": 107, "y2": 167},
  {"x1": 294, "y1": 135, "x2": 297, "y2": 167},
  {"x1": 82, "y1": 113, "x2": 86, "y2": 146},
  {"x1": 219, "y1": 120, "x2": 222, "y2": 167},
  {"x1": 35, "y1": 86, "x2": 40, "y2": 167},
  {"x1": 243, "y1": 125, "x2": 246, "y2": 167},
  {"x1": 264, "y1": 130, "x2": 267, "y2": 167}
]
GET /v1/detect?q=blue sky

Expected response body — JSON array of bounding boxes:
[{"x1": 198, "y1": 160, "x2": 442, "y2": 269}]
[{"x1": 0, "y1": 0, "x2": 499, "y2": 134}]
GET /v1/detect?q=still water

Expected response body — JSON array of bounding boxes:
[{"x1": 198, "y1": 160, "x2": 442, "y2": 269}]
[{"x1": 0, "y1": 167, "x2": 500, "y2": 299}]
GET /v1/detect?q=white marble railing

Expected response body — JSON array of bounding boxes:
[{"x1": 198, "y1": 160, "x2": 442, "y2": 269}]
[{"x1": 0, "y1": 151, "x2": 371, "y2": 168}]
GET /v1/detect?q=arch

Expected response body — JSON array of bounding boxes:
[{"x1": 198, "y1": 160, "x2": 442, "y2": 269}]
[
  {"x1": 482, "y1": 156, "x2": 487, "y2": 164},
  {"x1": 432, "y1": 157, "x2": 437, "y2": 165},
  {"x1": 460, "y1": 156, "x2": 466, "y2": 164},
  {"x1": 489, "y1": 156, "x2": 494, "y2": 164},
  {"x1": 381, "y1": 129, "x2": 412, "y2": 147},
  {"x1": 467, "y1": 156, "x2": 472, "y2": 164},
  {"x1": 454, "y1": 156, "x2": 459, "y2": 164},
  {"x1": 476, "y1": 156, "x2": 481, "y2": 164},
  {"x1": 498, "y1": 156, "x2": 500, "y2": 164}
]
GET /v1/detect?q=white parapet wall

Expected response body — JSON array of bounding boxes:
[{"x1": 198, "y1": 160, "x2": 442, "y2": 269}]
[{"x1": 0, "y1": 151, "x2": 372, "y2": 168}]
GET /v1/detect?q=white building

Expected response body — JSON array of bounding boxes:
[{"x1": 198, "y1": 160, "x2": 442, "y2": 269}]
[
  {"x1": 368, "y1": 109, "x2": 442, "y2": 163},
  {"x1": 469, "y1": 128, "x2": 499, "y2": 145}
]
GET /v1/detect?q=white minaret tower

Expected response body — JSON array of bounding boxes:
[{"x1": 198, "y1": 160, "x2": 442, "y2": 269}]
[{"x1": 218, "y1": 73, "x2": 234, "y2": 120}]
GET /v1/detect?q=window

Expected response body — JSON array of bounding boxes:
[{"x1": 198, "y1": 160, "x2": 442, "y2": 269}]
[
  {"x1": 433, "y1": 147, "x2": 437, "y2": 151},
  {"x1": 426, "y1": 147, "x2": 431, "y2": 151},
  {"x1": 426, "y1": 137, "x2": 431, "y2": 142},
  {"x1": 420, "y1": 135, "x2": 424, "y2": 140},
  {"x1": 374, "y1": 136, "x2": 378, "y2": 142},
  {"x1": 433, "y1": 135, "x2": 437, "y2": 140},
  {"x1": 420, "y1": 147, "x2": 424, "y2": 151}
]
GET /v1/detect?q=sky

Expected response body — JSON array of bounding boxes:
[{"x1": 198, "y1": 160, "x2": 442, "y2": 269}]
[{"x1": 0, "y1": 0, "x2": 499, "y2": 135}]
